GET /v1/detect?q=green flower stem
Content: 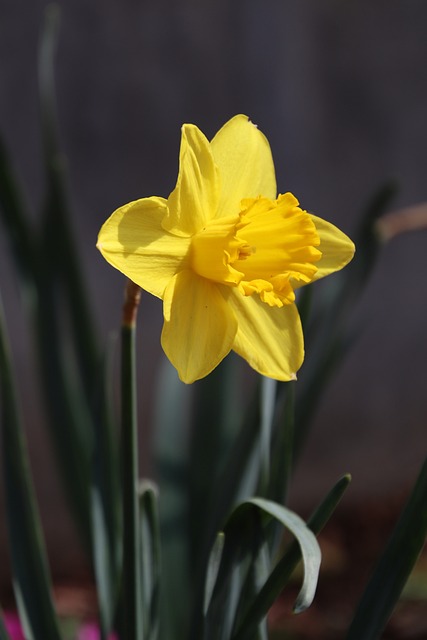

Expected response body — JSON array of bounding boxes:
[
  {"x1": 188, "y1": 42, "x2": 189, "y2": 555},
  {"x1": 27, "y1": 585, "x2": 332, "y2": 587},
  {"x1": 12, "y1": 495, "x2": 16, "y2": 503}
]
[
  {"x1": 258, "y1": 377, "x2": 276, "y2": 496},
  {"x1": 269, "y1": 381, "x2": 295, "y2": 506},
  {"x1": 121, "y1": 280, "x2": 142, "y2": 640}
]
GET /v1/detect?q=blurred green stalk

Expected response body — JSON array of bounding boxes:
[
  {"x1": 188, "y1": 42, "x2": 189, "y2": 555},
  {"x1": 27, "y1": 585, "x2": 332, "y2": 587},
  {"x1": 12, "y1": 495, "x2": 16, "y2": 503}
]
[{"x1": 121, "y1": 280, "x2": 143, "y2": 640}]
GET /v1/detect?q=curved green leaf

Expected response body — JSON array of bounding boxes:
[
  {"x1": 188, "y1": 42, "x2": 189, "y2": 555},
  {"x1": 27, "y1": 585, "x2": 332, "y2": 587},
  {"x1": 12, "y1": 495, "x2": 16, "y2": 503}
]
[
  {"x1": 204, "y1": 497, "x2": 321, "y2": 640},
  {"x1": 231, "y1": 474, "x2": 351, "y2": 640},
  {"x1": 244, "y1": 498, "x2": 321, "y2": 613}
]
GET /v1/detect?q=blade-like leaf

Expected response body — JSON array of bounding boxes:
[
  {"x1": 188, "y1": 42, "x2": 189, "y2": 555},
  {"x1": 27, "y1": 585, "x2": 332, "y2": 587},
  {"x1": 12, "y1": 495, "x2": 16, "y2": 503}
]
[
  {"x1": 231, "y1": 474, "x2": 351, "y2": 640},
  {"x1": 0, "y1": 298, "x2": 62, "y2": 640},
  {"x1": 138, "y1": 481, "x2": 161, "y2": 640},
  {"x1": 0, "y1": 7, "x2": 96, "y2": 555},
  {"x1": 201, "y1": 378, "x2": 262, "y2": 539},
  {"x1": 34, "y1": 278, "x2": 93, "y2": 550},
  {"x1": 152, "y1": 357, "x2": 192, "y2": 640},
  {"x1": 91, "y1": 337, "x2": 121, "y2": 637},
  {"x1": 295, "y1": 181, "x2": 398, "y2": 454},
  {"x1": 204, "y1": 497, "x2": 321, "y2": 640},
  {"x1": 38, "y1": 3, "x2": 99, "y2": 396},
  {"x1": 188, "y1": 378, "x2": 262, "y2": 640},
  {"x1": 203, "y1": 533, "x2": 225, "y2": 616},
  {"x1": 268, "y1": 381, "x2": 295, "y2": 505},
  {"x1": 189, "y1": 354, "x2": 242, "y2": 572},
  {"x1": 91, "y1": 485, "x2": 120, "y2": 637},
  {"x1": 0, "y1": 138, "x2": 37, "y2": 287},
  {"x1": 247, "y1": 498, "x2": 321, "y2": 613},
  {"x1": 233, "y1": 540, "x2": 270, "y2": 640},
  {"x1": 347, "y1": 457, "x2": 427, "y2": 640},
  {"x1": 39, "y1": 8, "x2": 123, "y2": 590}
]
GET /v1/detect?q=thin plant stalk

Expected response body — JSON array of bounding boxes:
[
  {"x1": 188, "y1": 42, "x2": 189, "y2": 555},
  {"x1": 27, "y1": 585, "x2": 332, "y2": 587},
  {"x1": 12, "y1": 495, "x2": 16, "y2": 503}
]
[{"x1": 121, "y1": 280, "x2": 142, "y2": 640}]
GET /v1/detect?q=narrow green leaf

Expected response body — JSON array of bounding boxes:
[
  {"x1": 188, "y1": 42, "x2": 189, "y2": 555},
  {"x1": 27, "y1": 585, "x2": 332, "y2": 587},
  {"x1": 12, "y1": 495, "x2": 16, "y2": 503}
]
[
  {"x1": 268, "y1": 381, "x2": 295, "y2": 505},
  {"x1": 38, "y1": 4, "x2": 99, "y2": 396},
  {"x1": 342, "y1": 180, "x2": 399, "y2": 303},
  {"x1": 189, "y1": 379, "x2": 262, "y2": 640},
  {"x1": 295, "y1": 181, "x2": 398, "y2": 454},
  {"x1": 233, "y1": 541, "x2": 270, "y2": 640},
  {"x1": 152, "y1": 357, "x2": 192, "y2": 640},
  {"x1": 0, "y1": 138, "x2": 37, "y2": 287},
  {"x1": 188, "y1": 358, "x2": 235, "y2": 572},
  {"x1": 307, "y1": 473, "x2": 352, "y2": 533},
  {"x1": 0, "y1": 298, "x2": 62, "y2": 640},
  {"x1": 248, "y1": 498, "x2": 321, "y2": 613},
  {"x1": 251, "y1": 546, "x2": 269, "y2": 640},
  {"x1": 231, "y1": 474, "x2": 351, "y2": 640},
  {"x1": 347, "y1": 457, "x2": 427, "y2": 640},
  {"x1": 204, "y1": 533, "x2": 225, "y2": 615},
  {"x1": 34, "y1": 278, "x2": 93, "y2": 551},
  {"x1": 91, "y1": 338, "x2": 121, "y2": 637},
  {"x1": 138, "y1": 481, "x2": 161, "y2": 640},
  {"x1": 91, "y1": 485, "x2": 120, "y2": 638},
  {"x1": 0, "y1": 8, "x2": 96, "y2": 556},
  {"x1": 205, "y1": 498, "x2": 321, "y2": 640},
  {"x1": 202, "y1": 379, "x2": 262, "y2": 535},
  {"x1": 40, "y1": 0, "x2": 126, "y2": 595}
]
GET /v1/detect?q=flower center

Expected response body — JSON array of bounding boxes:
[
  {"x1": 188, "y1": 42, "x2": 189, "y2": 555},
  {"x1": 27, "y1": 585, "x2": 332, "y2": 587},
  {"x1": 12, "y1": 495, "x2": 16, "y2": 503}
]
[{"x1": 190, "y1": 193, "x2": 321, "y2": 307}]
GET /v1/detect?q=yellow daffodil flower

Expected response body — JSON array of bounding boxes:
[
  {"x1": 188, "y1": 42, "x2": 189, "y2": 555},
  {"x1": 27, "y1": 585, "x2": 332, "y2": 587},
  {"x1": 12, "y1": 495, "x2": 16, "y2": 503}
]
[{"x1": 97, "y1": 115, "x2": 355, "y2": 383}]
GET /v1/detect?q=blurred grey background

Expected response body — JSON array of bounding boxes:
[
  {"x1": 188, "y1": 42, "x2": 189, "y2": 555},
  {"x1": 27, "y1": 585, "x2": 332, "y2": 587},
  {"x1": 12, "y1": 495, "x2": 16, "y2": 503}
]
[{"x1": 1, "y1": 0, "x2": 427, "y2": 587}]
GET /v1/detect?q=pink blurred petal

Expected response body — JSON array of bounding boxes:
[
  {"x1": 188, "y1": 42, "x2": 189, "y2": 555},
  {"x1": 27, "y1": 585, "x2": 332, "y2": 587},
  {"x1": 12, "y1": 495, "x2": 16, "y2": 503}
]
[{"x1": 3, "y1": 612, "x2": 25, "y2": 640}]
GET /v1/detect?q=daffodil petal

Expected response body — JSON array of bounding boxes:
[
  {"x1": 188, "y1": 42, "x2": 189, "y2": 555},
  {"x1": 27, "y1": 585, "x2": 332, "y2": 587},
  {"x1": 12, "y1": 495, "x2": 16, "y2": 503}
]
[
  {"x1": 161, "y1": 271, "x2": 237, "y2": 383},
  {"x1": 97, "y1": 197, "x2": 190, "y2": 299},
  {"x1": 210, "y1": 114, "x2": 277, "y2": 219},
  {"x1": 292, "y1": 215, "x2": 355, "y2": 288},
  {"x1": 164, "y1": 124, "x2": 220, "y2": 237},
  {"x1": 226, "y1": 289, "x2": 304, "y2": 380}
]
